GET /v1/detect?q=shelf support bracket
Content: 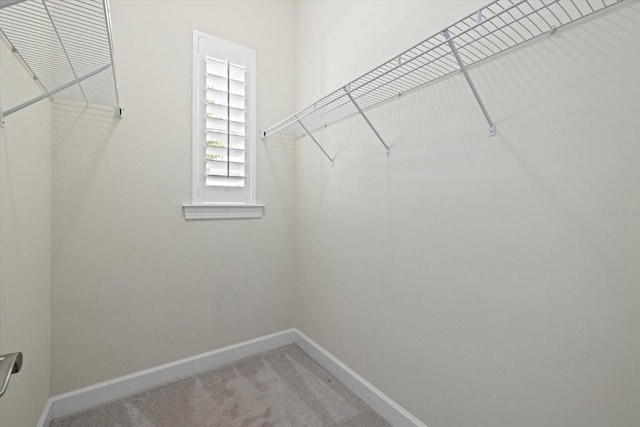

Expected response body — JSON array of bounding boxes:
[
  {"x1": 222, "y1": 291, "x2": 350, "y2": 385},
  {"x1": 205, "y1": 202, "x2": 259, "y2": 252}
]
[
  {"x1": 2, "y1": 63, "x2": 112, "y2": 118},
  {"x1": 443, "y1": 29, "x2": 496, "y2": 137},
  {"x1": 297, "y1": 118, "x2": 334, "y2": 166},
  {"x1": 343, "y1": 86, "x2": 390, "y2": 157}
]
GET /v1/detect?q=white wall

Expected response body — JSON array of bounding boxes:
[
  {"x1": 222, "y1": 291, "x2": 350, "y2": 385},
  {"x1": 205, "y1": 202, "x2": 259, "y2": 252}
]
[
  {"x1": 0, "y1": 41, "x2": 52, "y2": 427},
  {"x1": 294, "y1": 2, "x2": 640, "y2": 426},
  {"x1": 51, "y1": 0, "x2": 296, "y2": 394}
]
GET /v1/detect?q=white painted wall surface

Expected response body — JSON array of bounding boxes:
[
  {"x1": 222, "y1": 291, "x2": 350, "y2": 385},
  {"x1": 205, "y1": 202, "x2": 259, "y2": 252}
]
[
  {"x1": 51, "y1": 1, "x2": 296, "y2": 394},
  {"x1": 0, "y1": 41, "x2": 52, "y2": 427},
  {"x1": 294, "y1": 1, "x2": 640, "y2": 426}
]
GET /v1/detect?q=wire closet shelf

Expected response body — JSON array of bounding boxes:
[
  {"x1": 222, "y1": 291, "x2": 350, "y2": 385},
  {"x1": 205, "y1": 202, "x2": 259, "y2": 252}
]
[
  {"x1": 0, "y1": 0, "x2": 121, "y2": 124},
  {"x1": 261, "y1": 0, "x2": 623, "y2": 160}
]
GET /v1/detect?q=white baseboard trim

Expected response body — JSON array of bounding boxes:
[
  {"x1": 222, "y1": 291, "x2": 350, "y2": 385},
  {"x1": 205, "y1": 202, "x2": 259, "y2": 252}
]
[
  {"x1": 37, "y1": 328, "x2": 426, "y2": 427},
  {"x1": 294, "y1": 330, "x2": 427, "y2": 427},
  {"x1": 37, "y1": 329, "x2": 296, "y2": 427}
]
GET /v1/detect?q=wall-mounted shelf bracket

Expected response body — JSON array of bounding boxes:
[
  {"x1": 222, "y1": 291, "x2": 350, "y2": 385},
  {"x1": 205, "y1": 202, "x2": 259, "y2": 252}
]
[
  {"x1": 343, "y1": 86, "x2": 390, "y2": 157},
  {"x1": 443, "y1": 28, "x2": 496, "y2": 137},
  {"x1": 297, "y1": 117, "x2": 334, "y2": 166}
]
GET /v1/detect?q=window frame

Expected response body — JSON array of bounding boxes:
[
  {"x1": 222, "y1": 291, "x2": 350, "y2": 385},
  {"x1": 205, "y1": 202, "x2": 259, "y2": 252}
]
[{"x1": 185, "y1": 30, "x2": 263, "y2": 220}]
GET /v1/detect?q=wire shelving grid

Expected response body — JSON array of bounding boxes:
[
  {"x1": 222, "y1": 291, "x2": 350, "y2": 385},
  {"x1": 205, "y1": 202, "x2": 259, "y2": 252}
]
[
  {"x1": 262, "y1": 0, "x2": 623, "y2": 149},
  {"x1": 0, "y1": 0, "x2": 121, "y2": 120}
]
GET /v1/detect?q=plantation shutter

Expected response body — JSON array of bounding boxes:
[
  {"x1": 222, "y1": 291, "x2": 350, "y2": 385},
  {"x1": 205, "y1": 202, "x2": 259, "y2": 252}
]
[
  {"x1": 194, "y1": 34, "x2": 255, "y2": 204},
  {"x1": 204, "y1": 57, "x2": 246, "y2": 187}
]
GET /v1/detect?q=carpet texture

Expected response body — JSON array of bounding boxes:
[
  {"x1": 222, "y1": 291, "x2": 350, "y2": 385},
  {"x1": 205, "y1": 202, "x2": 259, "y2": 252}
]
[{"x1": 50, "y1": 344, "x2": 391, "y2": 427}]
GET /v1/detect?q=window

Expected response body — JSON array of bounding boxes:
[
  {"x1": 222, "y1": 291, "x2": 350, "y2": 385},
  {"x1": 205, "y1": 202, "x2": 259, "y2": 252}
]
[{"x1": 185, "y1": 31, "x2": 263, "y2": 219}]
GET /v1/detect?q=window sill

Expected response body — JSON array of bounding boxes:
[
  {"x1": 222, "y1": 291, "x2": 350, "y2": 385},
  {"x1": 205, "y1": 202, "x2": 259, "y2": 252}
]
[{"x1": 183, "y1": 203, "x2": 265, "y2": 220}]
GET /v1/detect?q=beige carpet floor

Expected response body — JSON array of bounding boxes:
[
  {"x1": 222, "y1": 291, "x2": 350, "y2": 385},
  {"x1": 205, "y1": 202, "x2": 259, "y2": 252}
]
[{"x1": 50, "y1": 344, "x2": 391, "y2": 427}]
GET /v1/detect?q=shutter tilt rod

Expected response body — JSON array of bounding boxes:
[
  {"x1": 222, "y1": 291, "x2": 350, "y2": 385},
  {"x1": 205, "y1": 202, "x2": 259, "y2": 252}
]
[
  {"x1": 226, "y1": 60, "x2": 231, "y2": 178},
  {"x1": 296, "y1": 118, "x2": 334, "y2": 166},
  {"x1": 2, "y1": 63, "x2": 112, "y2": 119},
  {"x1": 343, "y1": 86, "x2": 390, "y2": 156},
  {"x1": 443, "y1": 28, "x2": 496, "y2": 137}
]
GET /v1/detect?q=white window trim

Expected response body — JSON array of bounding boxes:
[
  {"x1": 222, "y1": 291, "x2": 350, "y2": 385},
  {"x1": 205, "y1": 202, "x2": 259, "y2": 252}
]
[
  {"x1": 184, "y1": 30, "x2": 263, "y2": 220},
  {"x1": 183, "y1": 203, "x2": 265, "y2": 220}
]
